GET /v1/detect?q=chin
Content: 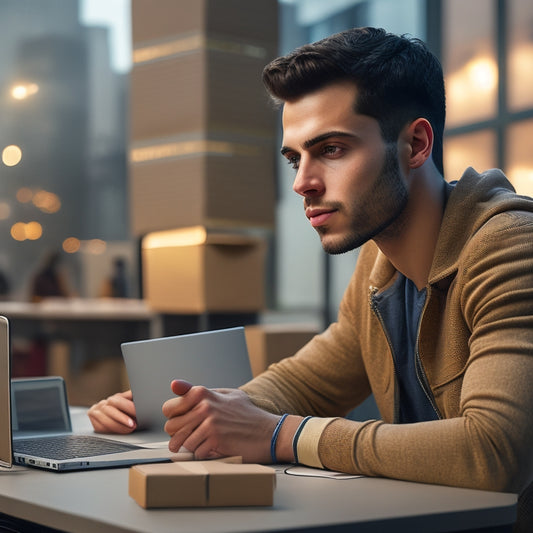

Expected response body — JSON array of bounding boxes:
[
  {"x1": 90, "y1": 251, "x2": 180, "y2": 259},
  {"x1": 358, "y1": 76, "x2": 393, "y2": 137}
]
[
  {"x1": 320, "y1": 238, "x2": 355, "y2": 255},
  {"x1": 319, "y1": 231, "x2": 367, "y2": 255}
]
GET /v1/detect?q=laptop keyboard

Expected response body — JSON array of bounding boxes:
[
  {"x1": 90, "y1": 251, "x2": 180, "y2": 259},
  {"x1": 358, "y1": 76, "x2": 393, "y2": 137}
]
[{"x1": 14, "y1": 434, "x2": 143, "y2": 460}]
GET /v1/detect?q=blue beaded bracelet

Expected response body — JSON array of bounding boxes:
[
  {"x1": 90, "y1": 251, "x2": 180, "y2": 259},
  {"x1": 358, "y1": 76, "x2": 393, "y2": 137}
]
[
  {"x1": 292, "y1": 416, "x2": 312, "y2": 464},
  {"x1": 270, "y1": 414, "x2": 288, "y2": 464}
]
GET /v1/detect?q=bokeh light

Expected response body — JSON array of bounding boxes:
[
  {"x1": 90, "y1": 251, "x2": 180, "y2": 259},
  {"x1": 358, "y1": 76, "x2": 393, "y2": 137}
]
[
  {"x1": 63, "y1": 237, "x2": 81, "y2": 254},
  {"x1": 2, "y1": 145, "x2": 22, "y2": 166}
]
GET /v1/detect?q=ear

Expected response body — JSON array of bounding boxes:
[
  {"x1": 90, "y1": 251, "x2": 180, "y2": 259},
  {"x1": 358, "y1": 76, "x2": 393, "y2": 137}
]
[{"x1": 404, "y1": 118, "x2": 433, "y2": 169}]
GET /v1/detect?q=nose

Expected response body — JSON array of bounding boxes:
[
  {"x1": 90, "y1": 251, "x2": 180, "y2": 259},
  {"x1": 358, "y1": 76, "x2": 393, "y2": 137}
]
[{"x1": 292, "y1": 158, "x2": 325, "y2": 198}]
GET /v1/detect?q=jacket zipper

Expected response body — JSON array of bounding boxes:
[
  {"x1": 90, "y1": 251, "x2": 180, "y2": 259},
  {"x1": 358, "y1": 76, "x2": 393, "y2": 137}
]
[
  {"x1": 369, "y1": 286, "x2": 401, "y2": 423},
  {"x1": 414, "y1": 286, "x2": 442, "y2": 420},
  {"x1": 369, "y1": 285, "x2": 442, "y2": 422}
]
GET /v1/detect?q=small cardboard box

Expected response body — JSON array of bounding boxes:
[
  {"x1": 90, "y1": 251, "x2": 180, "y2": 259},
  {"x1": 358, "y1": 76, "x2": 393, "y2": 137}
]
[
  {"x1": 129, "y1": 461, "x2": 276, "y2": 508},
  {"x1": 244, "y1": 324, "x2": 319, "y2": 377},
  {"x1": 142, "y1": 227, "x2": 266, "y2": 313}
]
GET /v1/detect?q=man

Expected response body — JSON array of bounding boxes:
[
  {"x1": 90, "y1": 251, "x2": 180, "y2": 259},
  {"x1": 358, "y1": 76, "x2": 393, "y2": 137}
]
[{"x1": 89, "y1": 27, "x2": 533, "y2": 496}]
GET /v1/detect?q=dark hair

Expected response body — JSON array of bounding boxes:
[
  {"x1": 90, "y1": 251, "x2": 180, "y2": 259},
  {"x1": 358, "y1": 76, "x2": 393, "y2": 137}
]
[{"x1": 262, "y1": 27, "x2": 446, "y2": 175}]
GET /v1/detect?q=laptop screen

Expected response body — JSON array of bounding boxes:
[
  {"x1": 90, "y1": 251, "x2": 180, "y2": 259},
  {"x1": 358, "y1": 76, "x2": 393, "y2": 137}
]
[
  {"x1": 0, "y1": 316, "x2": 12, "y2": 468},
  {"x1": 11, "y1": 377, "x2": 72, "y2": 435}
]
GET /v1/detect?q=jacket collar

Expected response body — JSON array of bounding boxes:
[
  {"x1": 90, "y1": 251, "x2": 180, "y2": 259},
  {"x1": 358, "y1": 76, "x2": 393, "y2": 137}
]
[
  {"x1": 368, "y1": 167, "x2": 529, "y2": 291},
  {"x1": 429, "y1": 167, "x2": 529, "y2": 285}
]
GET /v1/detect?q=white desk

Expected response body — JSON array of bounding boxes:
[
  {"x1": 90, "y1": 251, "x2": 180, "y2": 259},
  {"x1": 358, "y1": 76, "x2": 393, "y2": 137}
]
[
  {"x1": 0, "y1": 298, "x2": 162, "y2": 337},
  {"x1": 0, "y1": 299, "x2": 162, "y2": 405},
  {"x1": 0, "y1": 409, "x2": 518, "y2": 533}
]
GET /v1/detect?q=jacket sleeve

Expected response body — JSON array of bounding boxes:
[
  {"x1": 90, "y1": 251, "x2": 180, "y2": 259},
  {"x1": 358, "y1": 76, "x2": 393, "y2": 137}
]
[
  {"x1": 240, "y1": 302, "x2": 372, "y2": 418},
  {"x1": 244, "y1": 211, "x2": 533, "y2": 494},
  {"x1": 302, "y1": 211, "x2": 533, "y2": 494}
]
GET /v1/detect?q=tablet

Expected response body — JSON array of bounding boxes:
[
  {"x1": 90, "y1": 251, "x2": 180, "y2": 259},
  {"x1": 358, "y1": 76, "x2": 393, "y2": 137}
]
[{"x1": 121, "y1": 327, "x2": 253, "y2": 431}]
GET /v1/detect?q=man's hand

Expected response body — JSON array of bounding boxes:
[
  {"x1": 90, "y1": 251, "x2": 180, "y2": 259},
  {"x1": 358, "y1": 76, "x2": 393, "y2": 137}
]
[
  {"x1": 88, "y1": 390, "x2": 137, "y2": 434},
  {"x1": 162, "y1": 379, "x2": 295, "y2": 463}
]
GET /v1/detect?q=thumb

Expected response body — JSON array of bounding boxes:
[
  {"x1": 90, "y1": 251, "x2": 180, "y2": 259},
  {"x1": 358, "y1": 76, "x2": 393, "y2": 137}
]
[{"x1": 171, "y1": 379, "x2": 193, "y2": 396}]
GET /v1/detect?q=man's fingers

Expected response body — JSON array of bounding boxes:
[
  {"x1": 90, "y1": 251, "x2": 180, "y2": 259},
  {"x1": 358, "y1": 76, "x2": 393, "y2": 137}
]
[
  {"x1": 170, "y1": 379, "x2": 193, "y2": 396},
  {"x1": 106, "y1": 394, "x2": 136, "y2": 418},
  {"x1": 166, "y1": 415, "x2": 200, "y2": 452},
  {"x1": 120, "y1": 390, "x2": 133, "y2": 400},
  {"x1": 92, "y1": 414, "x2": 135, "y2": 434},
  {"x1": 162, "y1": 383, "x2": 208, "y2": 418},
  {"x1": 89, "y1": 402, "x2": 136, "y2": 433}
]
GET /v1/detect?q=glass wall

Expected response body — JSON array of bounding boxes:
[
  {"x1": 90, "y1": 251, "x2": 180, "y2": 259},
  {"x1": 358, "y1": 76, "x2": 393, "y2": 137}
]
[
  {"x1": 507, "y1": 119, "x2": 533, "y2": 192},
  {"x1": 507, "y1": 0, "x2": 533, "y2": 112},
  {"x1": 0, "y1": 0, "x2": 132, "y2": 300},
  {"x1": 443, "y1": 0, "x2": 533, "y2": 198},
  {"x1": 444, "y1": 130, "x2": 496, "y2": 180},
  {"x1": 443, "y1": 0, "x2": 497, "y2": 129}
]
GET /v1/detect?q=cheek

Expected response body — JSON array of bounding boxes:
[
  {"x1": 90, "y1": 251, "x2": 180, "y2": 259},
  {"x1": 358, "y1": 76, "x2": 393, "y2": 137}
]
[{"x1": 342, "y1": 155, "x2": 383, "y2": 195}]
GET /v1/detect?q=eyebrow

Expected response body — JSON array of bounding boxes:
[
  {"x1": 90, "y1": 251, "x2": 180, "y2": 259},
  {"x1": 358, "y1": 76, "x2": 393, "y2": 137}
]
[{"x1": 280, "y1": 130, "x2": 356, "y2": 156}]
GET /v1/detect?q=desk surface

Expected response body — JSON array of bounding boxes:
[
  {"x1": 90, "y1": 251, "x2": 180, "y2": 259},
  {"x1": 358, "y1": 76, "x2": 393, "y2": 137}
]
[
  {"x1": 0, "y1": 298, "x2": 158, "y2": 321},
  {"x1": 0, "y1": 410, "x2": 518, "y2": 533}
]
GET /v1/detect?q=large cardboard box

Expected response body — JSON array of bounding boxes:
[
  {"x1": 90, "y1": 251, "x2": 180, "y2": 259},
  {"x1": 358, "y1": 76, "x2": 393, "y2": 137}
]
[
  {"x1": 130, "y1": 50, "x2": 276, "y2": 142},
  {"x1": 129, "y1": 460, "x2": 276, "y2": 508},
  {"x1": 129, "y1": 0, "x2": 278, "y2": 235},
  {"x1": 132, "y1": 0, "x2": 278, "y2": 45},
  {"x1": 244, "y1": 324, "x2": 320, "y2": 377},
  {"x1": 142, "y1": 227, "x2": 265, "y2": 313},
  {"x1": 130, "y1": 145, "x2": 275, "y2": 234}
]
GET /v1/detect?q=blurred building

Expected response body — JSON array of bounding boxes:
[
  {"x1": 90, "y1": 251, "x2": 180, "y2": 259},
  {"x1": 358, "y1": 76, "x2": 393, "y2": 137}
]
[{"x1": 0, "y1": 0, "x2": 127, "y2": 299}]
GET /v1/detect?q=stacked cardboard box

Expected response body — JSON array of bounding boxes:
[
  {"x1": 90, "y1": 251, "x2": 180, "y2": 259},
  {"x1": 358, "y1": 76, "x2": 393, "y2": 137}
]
[
  {"x1": 245, "y1": 324, "x2": 320, "y2": 377},
  {"x1": 130, "y1": 0, "x2": 278, "y2": 312},
  {"x1": 142, "y1": 227, "x2": 266, "y2": 313}
]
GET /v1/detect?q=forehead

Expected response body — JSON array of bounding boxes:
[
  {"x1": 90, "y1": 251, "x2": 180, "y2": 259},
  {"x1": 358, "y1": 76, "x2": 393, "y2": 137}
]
[{"x1": 281, "y1": 81, "x2": 378, "y2": 147}]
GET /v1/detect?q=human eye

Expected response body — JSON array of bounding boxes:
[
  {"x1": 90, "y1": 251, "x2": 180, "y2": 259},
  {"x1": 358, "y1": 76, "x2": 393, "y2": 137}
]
[
  {"x1": 321, "y1": 144, "x2": 343, "y2": 158},
  {"x1": 284, "y1": 153, "x2": 300, "y2": 170}
]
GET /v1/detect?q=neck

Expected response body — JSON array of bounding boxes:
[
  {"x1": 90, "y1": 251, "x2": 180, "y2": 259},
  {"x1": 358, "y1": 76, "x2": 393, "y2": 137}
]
[{"x1": 374, "y1": 166, "x2": 446, "y2": 290}]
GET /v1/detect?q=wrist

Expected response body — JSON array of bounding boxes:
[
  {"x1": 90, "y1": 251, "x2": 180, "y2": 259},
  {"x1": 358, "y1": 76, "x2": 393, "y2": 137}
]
[{"x1": 274, "y1": 415, "x2": 302, "y2": 463}]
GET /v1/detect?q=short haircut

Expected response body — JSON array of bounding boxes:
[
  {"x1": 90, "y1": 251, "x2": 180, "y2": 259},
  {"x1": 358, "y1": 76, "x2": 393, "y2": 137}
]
[{"x1": 262, "y1": 27, "x2": 446, "y2": 175}]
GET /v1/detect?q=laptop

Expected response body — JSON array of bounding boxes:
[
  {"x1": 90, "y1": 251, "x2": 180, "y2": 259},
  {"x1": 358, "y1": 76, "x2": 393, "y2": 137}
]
[
  {"x1": 121, "y1": 326, "x2": 254, "y2": 431},
  {"x1": 0, "y1": 315, "x2": 191, "y2": 472}
]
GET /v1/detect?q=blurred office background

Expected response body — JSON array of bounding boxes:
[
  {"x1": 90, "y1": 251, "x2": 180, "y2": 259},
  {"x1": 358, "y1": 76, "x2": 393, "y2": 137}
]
[{"x1": 0, "y1": 0, "x2": 532, "y2": 403}]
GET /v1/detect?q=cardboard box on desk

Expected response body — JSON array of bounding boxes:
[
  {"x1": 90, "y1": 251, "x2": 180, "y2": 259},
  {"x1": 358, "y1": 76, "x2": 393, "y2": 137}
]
[
  {"x1": 245, "y1": 324, "x2": 320, "y2": 377},
  {"x1": 129, "y1": 460, "x2": 276, "y2": 508},
  {"x1": 142, "y1": 227, "x2": 266, "y2": 313}
]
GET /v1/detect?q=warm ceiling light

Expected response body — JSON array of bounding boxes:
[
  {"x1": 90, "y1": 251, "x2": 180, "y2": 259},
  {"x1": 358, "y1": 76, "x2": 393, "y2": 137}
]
[
  {"x1": 143, "y1": 226, "x2": 208, "y2": 249},
  {"x1": 11, "y1": 83, "x2": 39, "y2": 100},
  {"x1": 25, "y1": 221, "x2": 43, "y2": 240},
  {"x1": 2, "y1": 145, "x2": 22, "y2": 167},
  {"x1": 63, "y1": 237, "x2": 81, "y2": 254}
]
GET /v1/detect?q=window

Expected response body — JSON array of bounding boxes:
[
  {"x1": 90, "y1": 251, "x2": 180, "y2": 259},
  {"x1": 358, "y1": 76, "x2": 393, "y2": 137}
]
[
  {"x1": 443, "y1": 0, "x2": 533, "y2": 196},
  {"x1": 0, "y1": 0, "x2": 132, "y2": 300}
]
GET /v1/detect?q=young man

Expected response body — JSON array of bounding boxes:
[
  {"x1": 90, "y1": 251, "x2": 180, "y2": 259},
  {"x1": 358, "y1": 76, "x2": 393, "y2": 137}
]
[{"x1": 89, "y1": 27, "x2": 533, "y2": 496}]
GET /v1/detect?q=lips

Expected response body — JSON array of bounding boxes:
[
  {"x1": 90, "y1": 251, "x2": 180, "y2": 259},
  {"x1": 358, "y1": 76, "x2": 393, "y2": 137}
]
[{"x1": 306, "y1": 207, "x2": 336, "y2": 228}]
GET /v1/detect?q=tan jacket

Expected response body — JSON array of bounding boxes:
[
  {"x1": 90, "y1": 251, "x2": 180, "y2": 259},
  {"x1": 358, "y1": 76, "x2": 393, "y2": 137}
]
[{"x1": 242, "y1": 168, "x2": 533, "y2": 493}]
